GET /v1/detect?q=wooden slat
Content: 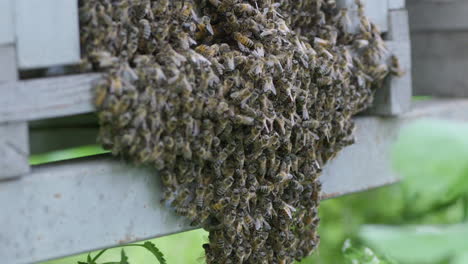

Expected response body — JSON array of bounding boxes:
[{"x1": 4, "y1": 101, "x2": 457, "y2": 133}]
[
  {"x1": 0, "y1": 73, "x2": 100, "y2": 123},
  {"x1": 3, "y1": 99, "x2": 468, "y2": 263},
  {"x1": 15, "y1": 0, "x2": 80, "y2": 69},
  {"x1": 388, "y1": 0, "x2": 405, "y2": 10},
  {"x1": 412, "y1": 31, "x2": 468, "y2": 97},
  {"x1": 0, "y1": 45, "x2": 18, "y2": 82},
  {"x1": 0, "y1": 122, "x2": 29, "y2": 179},
  {"x1": 408, "y1": 0, "x2": 468, "y2": 32},
  {"x1": 0, "y1": 43, "x2": 30, "y2": 179}
]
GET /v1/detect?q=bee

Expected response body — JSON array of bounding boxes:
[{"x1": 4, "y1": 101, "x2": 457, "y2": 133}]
[
  {"x1": 195, "y1": 44, "x2": 217, "y2": 58},
  {"x1": 243, "y1": 213, "x2": 254, "y2": 229},
  {"x1": 223, "y1": 210, "x2": 237, "y2": 226},
  {"x1": 138, "y1": 19, "x2": 151, "y2": 39},
  {"x1": 212, "y1": 197, "x2": 231, "y2": 211},
  {"x1": 235, "y1": 3, "x2": 258, "y2": 16},
  {"x1": 179, "y1": 2, "x2": 193, "y2": 21},
  {"x1": 196, "y1": 16, "x2": 214, "y2": 36},
  {"x1": 233, "y1": 114, "x2": 255, "y2": 125},
  {"x1": 216, "y1": 176, "x2": 234, "y2": 196},
  {"x1": 233, "y1": 32, "x2": 255, "y2": 49},
  {"x1": 172, "y1": 188, "x2": 190, "y2": 207},
  {"x1": 152, "y1": 0, "x2": 169, "y2": 15},
  {"x1": 390, "y1": 55, "x2": 405, "y2": 77}
]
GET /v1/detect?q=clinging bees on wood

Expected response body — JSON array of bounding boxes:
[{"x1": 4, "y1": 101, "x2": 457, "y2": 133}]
[{"x1": 79, "y1": 0, "x2": 399, "y2": 263}]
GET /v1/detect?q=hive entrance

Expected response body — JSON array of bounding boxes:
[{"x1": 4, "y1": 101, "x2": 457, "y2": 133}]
[{"x1": 80, "y1": 0, "x2": 394, "y2": 263}]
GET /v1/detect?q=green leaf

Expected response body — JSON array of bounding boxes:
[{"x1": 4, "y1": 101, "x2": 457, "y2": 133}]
[
  {"x1": 342, "y1": 239, "x2": 397, "y2": 264},
  {"x1": 392, "y1": 119, "x2": 468, "y2": 216},
  {"x1": 359, "y1": 224, "x2": 468, "y2": 263},
  {"x1": 141, "y1": 241, "x2": 167, "y2": 264},
  {"x1": 119, "y1": 249, "x2": 130, "y2": 264},
  {"x1": 87, "y1": 254, "x2": 94, "y2": 264}
]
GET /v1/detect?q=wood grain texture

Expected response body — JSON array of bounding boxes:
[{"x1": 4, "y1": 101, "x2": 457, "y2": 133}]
[
  {"x1": 2, "y1": 99, "x2": 468, "y2": 263},
  {"x1": 412, "y1": 31, "x2": 468, "y2": 97},
  {"x1": 15, "y1": 0, "x2": 81, "y2": 69},
  {"x1": 0, "y1": 73, "x2": 101, "y2": 123}
]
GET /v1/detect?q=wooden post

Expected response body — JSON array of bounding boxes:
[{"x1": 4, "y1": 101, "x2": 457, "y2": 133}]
[{"x1": 0, "y1": 0, "x2": 30, "y2": 179}]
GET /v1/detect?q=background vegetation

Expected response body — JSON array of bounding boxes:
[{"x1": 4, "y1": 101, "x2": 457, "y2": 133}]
[{"x1": 38, "y1": 118, "x2": 468, "y2": 264}]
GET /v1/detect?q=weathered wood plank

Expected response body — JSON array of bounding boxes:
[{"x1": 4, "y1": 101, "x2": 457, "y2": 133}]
[
  {"x1": 408, "y1": 0, "x2": 468, "y2": 32},
  {"x1": 0, "y1": 45, "x2": 18, "y2": 82},
  {"x1": 0, "y1": 73, "x2": 101, "y2": 123},
  {"x1": 0, "y1": 44, "x2": 30, "y2": 179},
  {"x1": 0, "y1": 122, "x2": 30, "y2": 179},
  {"x1": 411, "y1": 31, "x2": 468, "y2": 97},
  {"x1": 15, "y1": 0, "x2": 80, "y2": 69},
  {"x1": 2, "y1": 99, "x2": 468, "y2": 263},
  {"x1": 0, "y1": 0, "x2": 15, "y2": 45}
]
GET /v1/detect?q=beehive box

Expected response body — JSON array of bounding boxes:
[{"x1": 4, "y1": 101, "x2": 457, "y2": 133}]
[
  {"x1": 408, "y1": 0, "x2": 468, "y2": 97},
  {"x1": 0, "y1": 0, "x2": 430, "y2": 263}
]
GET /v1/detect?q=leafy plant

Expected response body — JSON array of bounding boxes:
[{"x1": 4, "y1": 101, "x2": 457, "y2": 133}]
[
  {"x1": 342, "y1": 239, "x2": 396, "y2": 264},
  {"x1": 76, "y1": 241, "x2": 166, "y2": 264},
  {"x1": 356, "y1": 119, "x2": 468, "y2": 264}
]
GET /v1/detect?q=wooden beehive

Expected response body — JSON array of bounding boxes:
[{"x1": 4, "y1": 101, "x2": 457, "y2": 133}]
[{"x1": 0, "y1": 1, "x2": 435, "y2": 263}]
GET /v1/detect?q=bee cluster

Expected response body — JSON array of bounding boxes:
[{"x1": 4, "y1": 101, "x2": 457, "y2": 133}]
[{"x1": 80, "y1": 0, "x2": 395, "y2": 263}]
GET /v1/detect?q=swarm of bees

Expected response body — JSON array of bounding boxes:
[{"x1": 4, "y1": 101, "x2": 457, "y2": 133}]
[{"x1": 80, "y1": 0, "x2": 398, "y2": 263}]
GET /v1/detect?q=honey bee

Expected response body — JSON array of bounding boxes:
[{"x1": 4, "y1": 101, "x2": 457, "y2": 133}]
[
  {"x1": 138, "y1": 19, "x2": 151, "y2": 39},
  {"x1": 152, "y1": 0, "x2": 169, "y2": 15},
  {"x1": 390, "y1": 55, "x2": 405, "y2": 77},
  {"x1": 233, "y1": 32, "x2": 255, "y2": 49},
  {"x1": 179, "y1": 2, "x2": 194, "y2": 21},
  {"x1": 197, "y1": 16, "x2": 214, "y2": 36},
  {"x1": 216, "y1": 176, "x2": 234, "y2": 196},
  {"x1": 212, "y1": 197, "x2": 231, "y2": 211},
  {"x1": 235, "y1": 3, "x2": 258, "y2": 16}
]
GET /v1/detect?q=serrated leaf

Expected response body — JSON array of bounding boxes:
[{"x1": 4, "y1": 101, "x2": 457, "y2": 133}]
[
  {"x1": 142, "y1": 241, "x2": 167, "y2": 264},
  {"x1": 119, "y1": 249, "x2": 130, "y2": 264}
]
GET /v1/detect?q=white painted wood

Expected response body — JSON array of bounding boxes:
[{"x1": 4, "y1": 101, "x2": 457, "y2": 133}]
[
  {"x1": 0, "y1": 0, "x2": 15, "y2": 45},
  {"x1": 15, "y1": 0, "x2": 80, "y2": 69},
  {"x1": 3, "y1": 99, "x2": 468, "y2": 263},
  {"x1": 408, "y1": 0, "x2": 468, "y2": 31},
  {"x1": 0, "y1": 122, "x2": 30, "y2": 179},
  {"x1": 337, "y1": 0, "x2": 389, "y2": 33},
  {"x1": 388, "y1": 0, "x2": 405, "y2": 10},
  {"x1": 412, "y1": 31, "x2": 468, "y2": 97},
  {"x1": 0, "y1": 44, "x2": 30, "y2": 179},
  {"x1": 0, "y1": 73, "x2": 101, "y2": 123},
  {"x1": 0, "y1": 45, "x2": 18, "y2": 82}
]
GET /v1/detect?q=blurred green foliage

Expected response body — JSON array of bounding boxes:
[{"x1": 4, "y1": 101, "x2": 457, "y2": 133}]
[{"x1": 39, "y1": 118, "x2": 468, "y2": 264}]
